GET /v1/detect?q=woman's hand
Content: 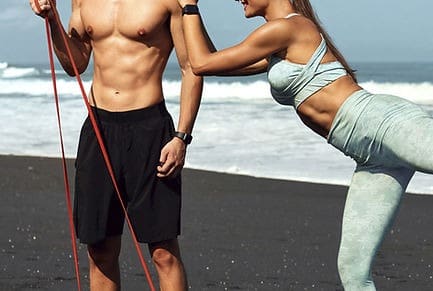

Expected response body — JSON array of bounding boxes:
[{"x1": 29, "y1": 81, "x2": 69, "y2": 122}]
[{"x1": 177, "y1": 0, "x2": 198, "y2": 8}]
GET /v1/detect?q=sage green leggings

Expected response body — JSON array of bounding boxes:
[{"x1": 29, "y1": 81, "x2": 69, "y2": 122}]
[{"x1": 327, "y1": 89, "x2": 433, "y2": 290}]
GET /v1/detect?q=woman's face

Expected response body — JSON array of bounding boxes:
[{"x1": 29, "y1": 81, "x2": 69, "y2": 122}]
[{"x1": 236, "y1": 0, "x2": 267, "y2": 18}]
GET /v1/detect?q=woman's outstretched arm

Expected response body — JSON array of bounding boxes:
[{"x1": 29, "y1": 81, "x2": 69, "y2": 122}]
[{"x1": 178, "y1": 1, "x2": 287, "y2": 76}]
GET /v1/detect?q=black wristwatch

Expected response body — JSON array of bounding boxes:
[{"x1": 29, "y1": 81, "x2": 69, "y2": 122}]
[
  {"x1": 174, "y1": 131, "x2": 193, "y2": 145},
  {"x1": 182, "y1": 4, "x2": 199, "y2": 16}
]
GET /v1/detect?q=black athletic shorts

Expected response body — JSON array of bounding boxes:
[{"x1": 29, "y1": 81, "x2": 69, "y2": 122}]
[{"x1": 73, "y1": 101, "x2": 181, "y2": 245}]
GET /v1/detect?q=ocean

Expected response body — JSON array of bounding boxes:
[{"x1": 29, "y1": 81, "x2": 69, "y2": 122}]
[{"x1": 1, "y1": 61, "x2": 433, "y2": 194}]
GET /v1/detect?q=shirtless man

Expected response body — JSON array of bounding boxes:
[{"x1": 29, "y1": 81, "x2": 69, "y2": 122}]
[{"x1": 30, "y1": 0, "x2": 202, "y2": 289}]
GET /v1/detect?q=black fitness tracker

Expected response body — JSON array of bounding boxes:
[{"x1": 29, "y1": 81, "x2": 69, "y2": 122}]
[
  {"x1": 174, "y1": 131, "x2": 193, "y2": 145},
  {"x1": 182, "y1": 4, "x2": 199, "y2": 15}
]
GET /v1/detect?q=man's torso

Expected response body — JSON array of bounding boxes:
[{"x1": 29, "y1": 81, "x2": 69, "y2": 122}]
[{"x1": 79, "y1": 0, "x2": 176, "y2": 111}]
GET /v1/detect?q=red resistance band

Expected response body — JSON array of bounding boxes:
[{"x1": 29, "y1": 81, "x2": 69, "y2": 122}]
[{"x1": 40, "y1": 1, "x2": 156, "y2": 290}]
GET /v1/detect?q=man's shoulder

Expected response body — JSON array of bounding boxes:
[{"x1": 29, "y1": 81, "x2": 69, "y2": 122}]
[{"x1": 157, "y1": 0, "x2": 181, "y2": 14}]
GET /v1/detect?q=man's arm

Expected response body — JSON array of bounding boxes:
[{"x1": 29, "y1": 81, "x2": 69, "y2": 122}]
[
  {"x1": 157, "y1": 0, "x2": 203, "y2": 178},
  {"x1": 172, "y1": 12, "x2": 203, "y2": 136},
  {"x1": 30, "y1": 0, "x2": 92, "y2": 75}
]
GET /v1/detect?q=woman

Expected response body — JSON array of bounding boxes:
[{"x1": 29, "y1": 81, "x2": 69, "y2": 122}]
[{"x1": 177, "y1": 0, "x2": 433, "y2": 290}]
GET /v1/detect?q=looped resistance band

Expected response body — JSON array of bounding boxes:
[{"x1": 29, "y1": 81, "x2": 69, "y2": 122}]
[{"x1": 40, "y1": 1, "x2": 156, "y2": 290}]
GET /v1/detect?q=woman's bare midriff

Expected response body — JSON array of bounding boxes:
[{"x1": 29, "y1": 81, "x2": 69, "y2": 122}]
[{"x1": 296, "y1": 76, "x2": 363, "y2": 138}]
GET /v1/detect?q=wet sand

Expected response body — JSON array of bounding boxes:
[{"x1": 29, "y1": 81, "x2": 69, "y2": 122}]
[{"x1": 1, "y1": 155, "x2": 433, "y2": 290}]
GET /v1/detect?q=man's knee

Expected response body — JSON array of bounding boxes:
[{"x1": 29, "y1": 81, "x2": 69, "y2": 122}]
[
  {"x1": 152, "y1": 248, "x2": 178, "y2": 269},
  {"x1": 149, "y1": 239, "x2": 182, "y2": 271}
]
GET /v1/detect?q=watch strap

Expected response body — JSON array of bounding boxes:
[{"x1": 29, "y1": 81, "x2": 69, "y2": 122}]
[
  {"x1": 174, "y1": 131, "x2": 193, "y2": 145},
  {"x1": 182, "y1": 4, "x2": 199, "y2": 16}
]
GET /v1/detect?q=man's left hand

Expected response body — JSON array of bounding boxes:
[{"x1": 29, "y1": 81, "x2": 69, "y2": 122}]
[{"x1": 157, "y1": 137, "x2": 186, "y2": 178}]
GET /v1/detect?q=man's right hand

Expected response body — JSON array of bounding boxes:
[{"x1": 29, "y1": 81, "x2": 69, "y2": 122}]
[{"x1": 29, "y1": 0, "x2": 55, "y2": 19}]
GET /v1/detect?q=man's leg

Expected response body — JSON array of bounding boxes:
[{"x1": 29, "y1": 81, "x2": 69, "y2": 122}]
[
  {"x1": 87, "y1": 235, "x2": 122, "y2": 291},
  {"x1": 149, "y1": 238, "x2": 187, "y2": 291}
]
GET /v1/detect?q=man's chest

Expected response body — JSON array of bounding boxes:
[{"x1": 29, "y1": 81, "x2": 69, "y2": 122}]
[{"x1": 80, "y1": 0, "x2": 170, "y2": 40}]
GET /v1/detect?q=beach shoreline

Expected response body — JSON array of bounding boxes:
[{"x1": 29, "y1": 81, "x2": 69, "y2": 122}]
[{"x1": 1, "y1": 154, "x2": 433, "y2": 290}]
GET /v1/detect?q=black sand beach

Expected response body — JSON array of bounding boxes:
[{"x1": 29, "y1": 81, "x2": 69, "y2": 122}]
[{"x1": 1, "y1": 155, "x2": 433, "y2": 290}]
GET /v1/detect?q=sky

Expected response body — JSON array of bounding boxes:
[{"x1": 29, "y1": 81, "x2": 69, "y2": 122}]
[{"x1": 2, "y1": 0, "x2": 433, "y2": 65}]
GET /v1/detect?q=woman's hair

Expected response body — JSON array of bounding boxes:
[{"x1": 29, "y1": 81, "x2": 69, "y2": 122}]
[{"x1": 291, "y1": 0, "x2": 357, "y2": 81}]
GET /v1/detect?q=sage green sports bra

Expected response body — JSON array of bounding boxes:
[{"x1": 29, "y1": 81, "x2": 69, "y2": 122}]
[{"x1": 267, "y1": 13, "x2": 347, "y2": 109}]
